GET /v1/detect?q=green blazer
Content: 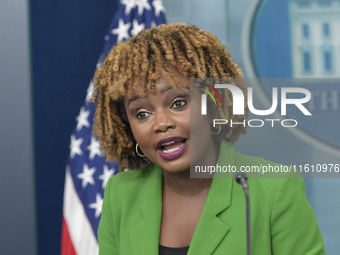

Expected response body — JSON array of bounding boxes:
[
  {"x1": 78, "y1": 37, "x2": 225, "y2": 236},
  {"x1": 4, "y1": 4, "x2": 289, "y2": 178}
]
[{"x1": 98, "y1": 140, "x2": 325, "y2": 254}]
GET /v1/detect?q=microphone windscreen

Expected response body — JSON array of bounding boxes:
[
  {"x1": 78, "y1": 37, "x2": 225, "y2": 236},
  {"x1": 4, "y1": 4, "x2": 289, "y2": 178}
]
[{"x1": 235, "y1": 171, "x2": 248, "y2": 185}]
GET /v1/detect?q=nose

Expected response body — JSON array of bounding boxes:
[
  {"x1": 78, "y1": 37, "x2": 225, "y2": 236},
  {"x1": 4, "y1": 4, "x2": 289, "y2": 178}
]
[{"x1": 153, "y1": 110, "x2": 176, "y2": 133}]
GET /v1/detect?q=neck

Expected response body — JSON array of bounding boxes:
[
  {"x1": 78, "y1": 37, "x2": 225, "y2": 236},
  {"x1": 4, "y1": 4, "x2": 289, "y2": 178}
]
[{"x1": 162, "y1": 169, "x2": 212, "y2": 197}]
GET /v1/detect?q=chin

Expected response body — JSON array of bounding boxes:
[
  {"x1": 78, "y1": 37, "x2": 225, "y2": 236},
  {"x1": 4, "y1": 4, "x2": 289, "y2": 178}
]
[{"x1": 157, "y1": 154, "x2": 191, "y2": 175}]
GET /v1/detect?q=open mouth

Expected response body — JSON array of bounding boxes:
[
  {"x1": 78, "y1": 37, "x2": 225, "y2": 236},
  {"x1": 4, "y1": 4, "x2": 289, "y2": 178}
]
[
  {"x1": 157, "y1": 137, "x2": 188, "y2": 160},
  {"x1": 160, "y1": 139, "x2": 186, "y2": 153}
]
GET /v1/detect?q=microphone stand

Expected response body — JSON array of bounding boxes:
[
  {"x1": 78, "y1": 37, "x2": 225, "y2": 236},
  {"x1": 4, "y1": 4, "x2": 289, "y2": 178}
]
[{"x1": 235, "y1": 172, "x2": 251, "y2": 255}]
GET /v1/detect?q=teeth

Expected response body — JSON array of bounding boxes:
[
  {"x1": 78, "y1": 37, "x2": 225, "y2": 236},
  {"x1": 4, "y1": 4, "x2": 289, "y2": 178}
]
[
  {"x1": 162, "y1": 141, "x2": 175, "y2": 146},
  {"x1": 162, "y1": 143, "x2": 184, "y2": 153}
]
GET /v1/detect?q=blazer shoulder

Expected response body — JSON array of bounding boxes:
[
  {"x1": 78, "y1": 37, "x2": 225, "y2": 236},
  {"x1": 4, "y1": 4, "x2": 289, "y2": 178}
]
[
  {"x1": 105, "y1": 163, "x2": 161, "y2": 193},
  {"x1": 234, "y1": 150, "x2": 279, "y2": 166}
]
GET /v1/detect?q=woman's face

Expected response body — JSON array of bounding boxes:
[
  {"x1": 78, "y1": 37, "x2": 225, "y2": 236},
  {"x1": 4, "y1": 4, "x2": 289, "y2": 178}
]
[{"x1": 124, "y1": 74, "x2": 217, "y2": 174}]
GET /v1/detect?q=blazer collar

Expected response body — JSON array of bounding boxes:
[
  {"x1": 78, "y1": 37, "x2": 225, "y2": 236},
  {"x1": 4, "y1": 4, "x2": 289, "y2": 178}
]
[
  {"x1": 188, "y1": 140, "x2": 235, "y2": 254},
  {"x1": 131, "y1": 140, "x2": 235, "y2": 254}
]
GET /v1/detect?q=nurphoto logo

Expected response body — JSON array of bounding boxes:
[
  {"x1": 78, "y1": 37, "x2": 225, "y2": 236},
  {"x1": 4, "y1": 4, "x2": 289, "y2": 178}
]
[{"x1": 197, "y1": 81, "x2": 312, "y2": 128}]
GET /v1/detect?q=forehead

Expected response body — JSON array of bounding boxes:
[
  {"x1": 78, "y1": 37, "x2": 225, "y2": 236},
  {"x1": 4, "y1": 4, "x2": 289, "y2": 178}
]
[
  {"x1": 125, "y1": 72, "x2": 190, "y2": 100},
  {"x1": 123, "y1": 74, "x2": 191, "y2": 108}
]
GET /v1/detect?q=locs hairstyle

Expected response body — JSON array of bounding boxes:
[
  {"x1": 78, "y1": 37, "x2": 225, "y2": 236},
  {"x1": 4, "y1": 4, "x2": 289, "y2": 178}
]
[{"x1": 92, "y1": 23, "x2": 248, "y2": 171}]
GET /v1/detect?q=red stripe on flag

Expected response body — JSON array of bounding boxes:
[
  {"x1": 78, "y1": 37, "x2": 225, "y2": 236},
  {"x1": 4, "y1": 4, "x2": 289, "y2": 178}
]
[{"x1": 61, "y1": 216, "x2": 77, "y2": 255}]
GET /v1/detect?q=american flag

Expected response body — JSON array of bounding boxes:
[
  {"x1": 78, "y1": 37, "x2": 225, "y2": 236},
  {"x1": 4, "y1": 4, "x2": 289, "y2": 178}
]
[{"x1": 61, "y1": 1, "x2": 166, "y2": 254}]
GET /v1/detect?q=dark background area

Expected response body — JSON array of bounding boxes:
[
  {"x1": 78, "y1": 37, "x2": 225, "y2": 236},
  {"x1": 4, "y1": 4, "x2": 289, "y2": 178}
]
[{"x1": 29, "y1": 1, "x2": 118, "y2": 254}]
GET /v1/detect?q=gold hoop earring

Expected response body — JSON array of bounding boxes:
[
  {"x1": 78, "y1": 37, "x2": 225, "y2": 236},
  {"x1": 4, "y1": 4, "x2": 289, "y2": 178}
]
[
  {"x1": 135, "y1": 143, "x2": 146, "y2": 157},
  {"x1": 211, "y1": 125, "x2": 221, "y2": 135}
]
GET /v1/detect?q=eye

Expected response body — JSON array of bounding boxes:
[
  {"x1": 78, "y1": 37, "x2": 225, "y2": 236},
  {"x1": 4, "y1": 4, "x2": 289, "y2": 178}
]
[
  {"x1": 136, "y1": 111, "x2": 151, "y2": 120},
  {"x1": 171, "y1": 99, "x2": 187, "y2": 110}
]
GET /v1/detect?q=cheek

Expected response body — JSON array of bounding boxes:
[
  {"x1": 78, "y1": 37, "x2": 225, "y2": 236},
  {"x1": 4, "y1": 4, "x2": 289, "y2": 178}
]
[
  {"x1": 130, "y1": 124, "x2": 141, "y2": 141},
  {"x1": 190, "y1": 114, "x2": 212, "y2": 148},
  {"x1": 179, "y1": 108, "x2": 191, "y2": 132},
  {"x1": 128, "y1": 118, "x2": 153, "y2": 148},
  {"x1": 128, "y1": 120, "x2": 143, "y2": 141},
  {"x1": 174, "y1": 109, "x2": 189, "y2": 127},
  {"x1": 125, "y1": 113, "x2": 142, "y2": 141}
]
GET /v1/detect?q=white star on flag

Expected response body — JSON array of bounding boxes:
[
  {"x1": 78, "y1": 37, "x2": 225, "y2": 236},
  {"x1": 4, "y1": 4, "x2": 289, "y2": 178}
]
[
  {"x1": 152, "y1": 0, "x2": 165, "y2": 17},
  {"x1": 87, "y1": 137, "x2": 102, "y2": 160},
  {"x1": 77, "y1": 164, "x2": 96, "y2": 188},
  {"x1": 122, "y1": 0, "x2": 136, "y2": 15},
  {"x1": 89, "y1": 193, "x2": 103, "y2": 218},
  {"x1": 151, "y1": 21, "x2": 157, "y2": 28},
  {"x1": 111, "y1": 19, "x2": 131, "y2": 42},
  {"x1": 76, "y1": 107, "x2": 90, "y2": 131},
  {"x1": 96, "y1": 61, "x2": 102, "y2": 69},
  {"x1": 98, "y1": 165, "x2": 115, "y2": 189},
  {"x1": 136, "y1": 0, "x2": 151, "y2": 15},
  {"x1": 131, "y1": 19, "x2": 145, "y2": 36},
  {"x1": 85, "y1": 81, "x2": 95, "y2": 102},
  {"x1": 70, "y1": 135, "x2": 83, "y2": 158}
]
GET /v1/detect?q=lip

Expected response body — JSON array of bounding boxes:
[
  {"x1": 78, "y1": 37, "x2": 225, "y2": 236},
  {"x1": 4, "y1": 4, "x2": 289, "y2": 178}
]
[{"x1": 156, "y1": 136, "x2": 188, "y2": 161}]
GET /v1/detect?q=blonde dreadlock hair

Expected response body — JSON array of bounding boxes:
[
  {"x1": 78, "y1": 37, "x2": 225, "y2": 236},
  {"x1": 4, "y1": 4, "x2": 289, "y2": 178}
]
[{"x1": 92, "y1": 23, "x2": 248, "y2": 171}]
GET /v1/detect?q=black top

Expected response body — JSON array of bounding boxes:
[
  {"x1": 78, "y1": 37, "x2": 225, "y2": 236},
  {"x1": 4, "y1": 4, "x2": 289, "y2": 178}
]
[{"x1": 159, "y1": 245, "x2": 190, "y2": 255}]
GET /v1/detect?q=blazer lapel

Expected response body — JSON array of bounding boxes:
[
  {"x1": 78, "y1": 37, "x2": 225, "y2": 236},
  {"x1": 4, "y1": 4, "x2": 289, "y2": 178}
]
[
  {"x1": 130, "y1": 166, "x2": 163, "y2": 255},
  {"x1": 130, "y1": 140, "x2": 236, "y2": 255},
  {"x1": 188, "y1": 140, "x2": 236, "y2": 254},
  {"x1": 188, "y1": 177, "x2": 233, "y2": 254}
]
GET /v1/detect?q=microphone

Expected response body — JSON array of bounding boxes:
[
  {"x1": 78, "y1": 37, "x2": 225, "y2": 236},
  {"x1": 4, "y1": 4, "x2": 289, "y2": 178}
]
[{"x1": 235, "y1": 172, "x2": 251, "y2": 255}]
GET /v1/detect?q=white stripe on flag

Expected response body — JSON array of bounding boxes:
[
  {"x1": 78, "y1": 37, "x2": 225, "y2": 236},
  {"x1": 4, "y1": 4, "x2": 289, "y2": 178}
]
[{"x1": 63, "y1": 168, "x2": 99, "y2": 255}]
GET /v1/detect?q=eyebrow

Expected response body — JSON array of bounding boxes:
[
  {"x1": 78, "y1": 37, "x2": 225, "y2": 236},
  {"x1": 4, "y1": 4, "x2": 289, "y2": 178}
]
[
  {"x1": 127, "y1": 86, "x2": 174, "y2": 105},
  {"x1": 127, "y1": 95, "x2": 141, "y2": 106},
  {"x1": 160, "y1": 86, "x2": 173, "y2": 93}
]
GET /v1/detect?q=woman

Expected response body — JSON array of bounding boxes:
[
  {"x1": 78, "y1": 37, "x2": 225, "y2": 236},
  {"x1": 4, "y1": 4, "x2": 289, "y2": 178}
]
[{"x1": 93, "y1": 23, "x2": 325, "y2": 255}]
